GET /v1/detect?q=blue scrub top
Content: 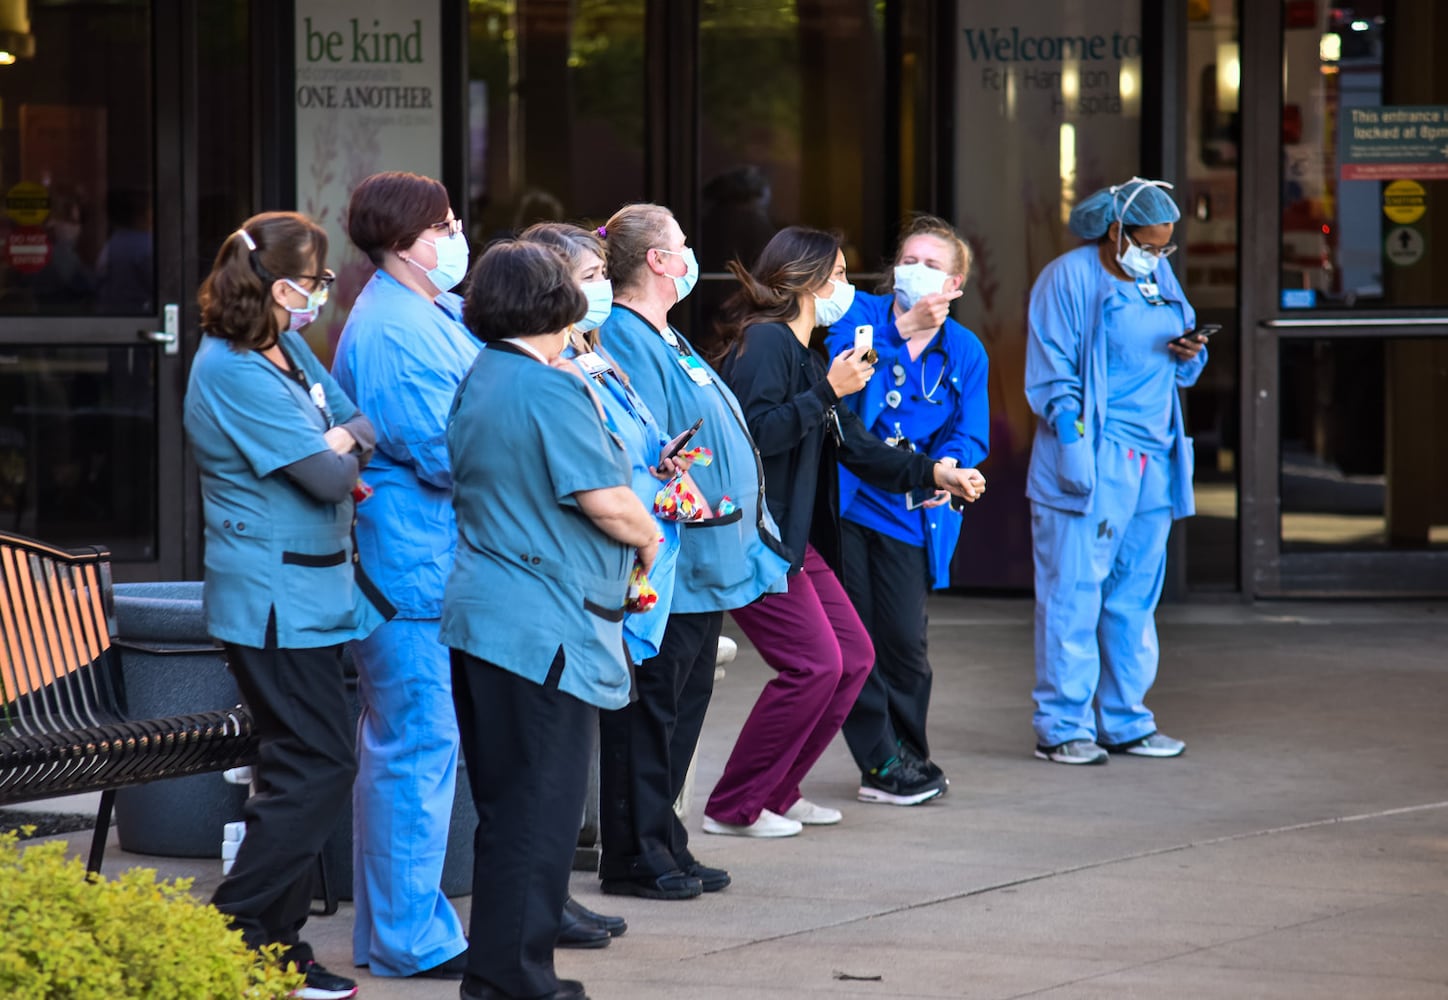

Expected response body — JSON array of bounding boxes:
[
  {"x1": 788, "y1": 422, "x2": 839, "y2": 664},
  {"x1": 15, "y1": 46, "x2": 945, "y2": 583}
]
[
  {"x1": 1100, "y1": 280, "x2": 1181, "y2": 456},
  {"x1": 184, "y1": 330, "x2": 391, "y2": 648},
  {"x1": 331, "y1": 270, "x2": 480, "y2": 619},
  {"x1": 563, "y1": 342, "x2": 680, "y2": 662},
  {"x1": 597, "y1": 305, "x2": 790, "y2": 613},
  {"x1": 439, "y1": 343, "x2": 636, "y2": 711},
  {"x1": 826, "y1": 291, "x2": 991, "y2": 587},
  {"x1": 1024, "y1": 245, "x2": 1206, "y2": 520}
]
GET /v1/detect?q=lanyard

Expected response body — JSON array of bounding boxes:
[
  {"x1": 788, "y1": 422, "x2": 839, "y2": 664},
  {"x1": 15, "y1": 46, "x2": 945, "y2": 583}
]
[{"x1": 275, "y1": 341, "x2": 333, "y2": 427}]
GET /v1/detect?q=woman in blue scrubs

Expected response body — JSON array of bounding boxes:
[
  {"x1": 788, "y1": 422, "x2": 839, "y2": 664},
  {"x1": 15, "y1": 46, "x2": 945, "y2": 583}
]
[
  {"x1": 825, "y1": 215, "x2": 990, "y2": 804},
  {"x1": 186, "y1": 211, "x2": 390, "y2": 1000},
  {"x1": 1025, "y1": 177, "x2": 1208, "y2": 766},
  {"x1": 444, "y1": 240, "x2": 659, "y2": 1000},
  {"x1": 329, "y1": 172, "x2": 473, "y2": 980}
]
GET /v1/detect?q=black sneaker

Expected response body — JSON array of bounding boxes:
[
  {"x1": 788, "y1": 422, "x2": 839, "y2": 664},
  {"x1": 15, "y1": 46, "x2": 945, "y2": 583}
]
[
  {"x1": 857, "y1": 755, "x2": 945, "y2": 806},
  {"x1": 897, "y1": 741, "x2": 948, "y2": 793},
  {"x1": 292, "y1": 960, "x2": 358, "y2": 1000}
]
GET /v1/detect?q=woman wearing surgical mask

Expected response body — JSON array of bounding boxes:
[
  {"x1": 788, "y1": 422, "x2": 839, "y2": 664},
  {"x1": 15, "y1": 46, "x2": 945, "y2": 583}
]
[
  {"x1": 823, "y1": 215, "x2": 990, "y2": 806},
  {"x1": 696, "y1": 225, "x2": 985, "y2": 838},
  {"x1": 592, "y1": 204, "x2": 791, "y2": 896},
  {"x1": 329, "y1": 172, "x2": 476, "y2": 981},
  {"x1": 1025, "y1": 177, "x2": 1207, "y2": 767},
  {"x1": 186, "y1": 211, "x2": 388, "y2": 1000}
]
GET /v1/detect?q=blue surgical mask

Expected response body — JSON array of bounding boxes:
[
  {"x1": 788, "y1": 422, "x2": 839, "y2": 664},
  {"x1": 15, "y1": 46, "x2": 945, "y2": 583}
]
[
  {"x1": 576, "y1": 278, "x2": 614, "y2": 332},
  {"x1": 892, "y1": 263, "x2": 948, "y2": 311},
  {"x1": 655, "y1": 247, "x2": 699, "y2": 303},
  {"x1": 813, "y1": 280, "x2": 856, "y2": 327},
  {"x1": 409, "y1": 232, "x2": 470, "y2": 292},
  {"x1": 1116, "y1": 238, "x2": 1159, "y2": 280},
  {"x1": 281, "y1": 278, "x2": 328, "y2": 331}
]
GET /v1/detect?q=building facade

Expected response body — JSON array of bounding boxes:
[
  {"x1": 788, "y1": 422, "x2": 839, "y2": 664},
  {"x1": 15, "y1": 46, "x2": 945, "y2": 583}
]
[{"x1": 1, "y1": 0, "x2": 1444, "y2": 596}]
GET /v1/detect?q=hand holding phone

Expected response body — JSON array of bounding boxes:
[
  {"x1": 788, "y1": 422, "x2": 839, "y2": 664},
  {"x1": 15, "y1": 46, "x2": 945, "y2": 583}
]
[
  {"x1": 1171, "y1": 323, "x2": 1221, "y2": 349},
  {"x1": 662, "y1": 418, "x2": 704, "y2": 461},
  {"x1": 853, "y1": 324, "x2": 879, "y2": 365}
]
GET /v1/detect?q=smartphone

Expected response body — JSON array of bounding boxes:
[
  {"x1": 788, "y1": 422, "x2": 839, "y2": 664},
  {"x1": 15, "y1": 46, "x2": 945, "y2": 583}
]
[
  {"x1": 662, "y1": 417, "x2": 704, "y2": 461},
  {"x1": 1171, "y1": 323, "x2": 1221, "y2": 349},
  {"x1": 905, "y1": 487, "x2": 937, "y2": 511},
  {"x1": 853, "y1": 325, "x2": 879, "y2": 365}
]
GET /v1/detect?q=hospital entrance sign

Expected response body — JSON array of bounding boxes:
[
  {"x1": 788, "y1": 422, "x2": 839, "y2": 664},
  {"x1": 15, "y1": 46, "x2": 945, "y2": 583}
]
[{"x1": 1340, "y1": 106, "x2": 1448, "y2": 181}]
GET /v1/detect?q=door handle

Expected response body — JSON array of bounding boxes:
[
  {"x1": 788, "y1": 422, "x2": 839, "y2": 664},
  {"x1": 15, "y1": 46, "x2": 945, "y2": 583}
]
[{"x1": 139, "y1": 303, "x2": 180, "y2": 356}]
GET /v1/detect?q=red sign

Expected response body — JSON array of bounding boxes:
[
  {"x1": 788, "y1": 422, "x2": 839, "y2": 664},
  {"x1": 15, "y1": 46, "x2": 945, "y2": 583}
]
[
  {"x1": 5, "y1": 227, "x2": 51, "y2": 275},
  {"x1": 1341, "y1": 162, "x2": 1448, "y2": 181}
]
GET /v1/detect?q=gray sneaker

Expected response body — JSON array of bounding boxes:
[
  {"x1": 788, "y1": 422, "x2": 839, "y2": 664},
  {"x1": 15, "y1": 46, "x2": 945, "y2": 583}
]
[
  {"x1": 1034, "y1": 739, "x2": 1109, "y2": 765},
  {"x1": 1101, "y1": 732, "x2": 1185, "y2": 758}
]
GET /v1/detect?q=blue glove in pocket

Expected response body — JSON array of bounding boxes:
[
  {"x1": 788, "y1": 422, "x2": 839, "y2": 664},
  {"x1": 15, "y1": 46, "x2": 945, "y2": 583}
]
[{"x1": 1053, "y1": 416, "x2": 1093, "y2": 495}]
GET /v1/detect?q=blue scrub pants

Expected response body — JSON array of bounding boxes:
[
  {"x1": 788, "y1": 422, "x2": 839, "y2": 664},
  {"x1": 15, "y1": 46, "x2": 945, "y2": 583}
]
[
  {"x1": 1031, "y1": 436, "x2": 1173, "y2": 748},
  {"x1": 351, "y1": 618, "x2": 467, "y2": 976}
]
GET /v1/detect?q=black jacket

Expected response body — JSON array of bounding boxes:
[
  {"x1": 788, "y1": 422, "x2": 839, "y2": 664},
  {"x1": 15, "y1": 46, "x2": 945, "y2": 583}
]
[{"x1": 718, "y1": 322, "x2": 937, "y2": 575}]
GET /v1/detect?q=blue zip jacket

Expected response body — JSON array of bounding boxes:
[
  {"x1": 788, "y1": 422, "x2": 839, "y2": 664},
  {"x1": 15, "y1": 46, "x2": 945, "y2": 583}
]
[
  {"x1": 827, "y1": 291, "x2": 990, "y2": 589},
  {"x1": 597, "y1": 305, "x2": 790, "y2": 612},
  {"x1": 1025, "y1": 245, "x2": 1205, "y2": 519}
]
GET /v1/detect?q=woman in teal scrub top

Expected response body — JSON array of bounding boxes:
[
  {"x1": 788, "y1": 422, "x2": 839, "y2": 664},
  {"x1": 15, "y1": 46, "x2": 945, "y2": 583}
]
[{"x1": 185, "y1": 211, "x2": 390, "y2": 1000}]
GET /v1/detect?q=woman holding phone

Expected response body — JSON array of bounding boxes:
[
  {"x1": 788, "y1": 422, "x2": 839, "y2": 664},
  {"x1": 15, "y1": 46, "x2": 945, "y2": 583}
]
[
  {"x1": 697, "y1": 225, "x2": 985, "y2": 837},
  {"x1": 1025, "y1": 176, "x2": 1207, "y2": 767}
]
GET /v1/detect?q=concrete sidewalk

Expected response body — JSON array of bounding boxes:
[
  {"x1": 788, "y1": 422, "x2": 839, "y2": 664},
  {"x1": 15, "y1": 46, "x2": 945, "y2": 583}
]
[{"x1": 18, "y1": 597, "x2": 1448, "y2": 998}]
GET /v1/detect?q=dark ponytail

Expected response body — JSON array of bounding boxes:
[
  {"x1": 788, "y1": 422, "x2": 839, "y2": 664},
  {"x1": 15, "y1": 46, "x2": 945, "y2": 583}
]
[{"x1": 198, "y1": 211, "x2": 328, "y2": 351}]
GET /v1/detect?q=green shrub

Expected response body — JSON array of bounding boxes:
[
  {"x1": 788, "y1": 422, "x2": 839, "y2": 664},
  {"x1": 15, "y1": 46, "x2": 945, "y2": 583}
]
[{"x1": 0, "y1": 830, "x2": 304, "y2": 999}]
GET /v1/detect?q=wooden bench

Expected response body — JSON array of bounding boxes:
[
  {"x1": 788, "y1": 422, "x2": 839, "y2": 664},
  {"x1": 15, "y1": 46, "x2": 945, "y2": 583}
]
[{"x1": 0, "y1": 530, "x2": 258, "y2": 874}]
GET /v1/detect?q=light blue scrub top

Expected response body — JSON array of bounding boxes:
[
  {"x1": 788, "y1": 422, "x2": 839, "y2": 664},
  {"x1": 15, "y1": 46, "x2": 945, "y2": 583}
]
[
  {"x1": 439, "y1": 343, "x2": 636, "y2": 711},
  {"x1": 1101, "y1": 280, "x2": 1182, "y2": 456},
  {"x1": 331, "y1": 271, "x2": 480, "y2": 618},
  {"x1": 597, "y1": 306, "x2": 790, "y2": 613},
  {"x1": 563, "y1": 342, "x2": 680, "y2": 662},
  {"x1": 1024, "y1": 245, "x2": 1206, "y2": 520},
  {"x1": 184, "y1": 330, "x2": 391, "y2": 649},
  {"x1": 826, "y1": 291, "x2": 991, "y2": 588}
]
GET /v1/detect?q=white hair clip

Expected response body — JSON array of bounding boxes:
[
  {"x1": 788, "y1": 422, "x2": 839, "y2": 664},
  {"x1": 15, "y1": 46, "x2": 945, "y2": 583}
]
[{"x1": 234, "y1": 228, "x2": 257, "y2": 251}]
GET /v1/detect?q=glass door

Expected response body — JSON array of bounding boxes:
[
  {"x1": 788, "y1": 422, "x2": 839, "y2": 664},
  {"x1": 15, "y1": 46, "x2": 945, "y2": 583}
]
[
  {"x1": 0, "y1": 0, "x2": 187, "y2": 580},
  {"x1": 1239, "y1": 0, "x2": 1448, "y2": 595}
]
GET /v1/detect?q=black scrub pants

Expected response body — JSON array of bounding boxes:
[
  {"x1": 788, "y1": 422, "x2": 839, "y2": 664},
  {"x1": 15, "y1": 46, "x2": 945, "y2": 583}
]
[
  {"x1": 839, "y1": 519, "x2": 936, "y2": 772},
  {"x1": 211, "y1": 641, "x2": 355, "y2": 959},
  {"x1": 598, "y1": 610, "x2": 722, "y2": 880},
  {"x1": 451, "y1": 649, "x2": 595, "y2": 999}
]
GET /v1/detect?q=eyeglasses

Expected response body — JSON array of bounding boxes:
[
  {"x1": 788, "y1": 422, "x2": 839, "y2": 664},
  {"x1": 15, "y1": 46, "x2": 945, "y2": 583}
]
[
  {"x1": 294, "y1": 269, "x2": 337, "y2": 291},
  {"x1": 1129, "y1": 234, "x2": 1177, "y2": 258},
  {"x1": 428, "y1": 218, "x2": 463, "y2": 237}
]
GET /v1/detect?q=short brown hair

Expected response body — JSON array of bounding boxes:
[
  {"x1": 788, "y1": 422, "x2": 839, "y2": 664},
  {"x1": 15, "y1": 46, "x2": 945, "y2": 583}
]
[
  {"x1": 198, "y1": 211, "x2": 328, "y2": 351},
  {"x1": 463, "y1": 240, "x2": 587, "y2": 343},
  {"x1": 601, "y1": 203, "x2": 675, "y2": 292},
  {"x1": 347, "y1": 171, "x2": 450, "y2": 265},
  {"x1": 880, "y1": 214, "x2": 972, "y2": 295}
]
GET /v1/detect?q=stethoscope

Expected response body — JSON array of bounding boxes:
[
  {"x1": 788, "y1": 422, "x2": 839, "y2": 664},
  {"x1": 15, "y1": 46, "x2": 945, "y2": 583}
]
[{"x1": 886, "y1": 340, "x2": 949, "y2": 409}]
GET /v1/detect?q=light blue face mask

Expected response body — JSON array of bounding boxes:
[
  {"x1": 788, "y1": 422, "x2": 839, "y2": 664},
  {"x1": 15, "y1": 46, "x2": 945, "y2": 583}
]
[
  {"x1": 1112, "y1": 178, "x2": 1174, "y2": 280},
  {"x1": 813, "y1": 280, "x2": 856, "y2": 327},
  {"x1": 575, "y1": 279, "x2": 614, "y2": 332},
  {"x1": 409, "y1": 232, "x2": 470, "y2": 292},
  {"x1": 654, "y1": 246, "x2": 699, "y2": 303}
]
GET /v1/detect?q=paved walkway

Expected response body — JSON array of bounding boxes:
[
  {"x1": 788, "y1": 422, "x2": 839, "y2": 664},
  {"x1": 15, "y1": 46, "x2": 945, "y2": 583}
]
[{"x1": 13, "y1": 597, "x2": 1448, "y2": 998}]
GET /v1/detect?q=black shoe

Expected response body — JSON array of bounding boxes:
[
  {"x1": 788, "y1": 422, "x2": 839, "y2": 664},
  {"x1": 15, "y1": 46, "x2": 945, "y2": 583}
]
[
  {"x1": 292, "y1": 959, "x2": 359, "y2": 999},
  {"x1": 461, "y1": 977, "x2": 589, "y2": 1000},
  {"x1": 682, "y1": 860, "x2": 731, "y2": 892},
  {"x1": 410, "y1": 949, "x2": 468, "y2": 979},
  {"x1": 565, "y1": 895, "x2": 627, "y2": 937},
  {"x1": 599, "y1": 868, "x2": 703, "y2": 900},
  {"x1": 857, "y1": 754, "x2": 945, "y2": 806},
  {"x1": 558, "y1": 902, "x2": 612, "y2": 949},
  {"x1": 897, "y1": 741, "x2": 948, "y2": 792}
]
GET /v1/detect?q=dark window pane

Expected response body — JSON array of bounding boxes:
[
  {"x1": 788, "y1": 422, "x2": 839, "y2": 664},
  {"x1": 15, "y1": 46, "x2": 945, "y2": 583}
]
[
  {"x1": 1279, "y1": 337, "x2": 1448, "y2": 551},
  {"x1": 0, "y1": 3, "x2": 155, "y2": 315},
  {"x1": 0, "y1": 346, "x2": 158, "y2": 559}
]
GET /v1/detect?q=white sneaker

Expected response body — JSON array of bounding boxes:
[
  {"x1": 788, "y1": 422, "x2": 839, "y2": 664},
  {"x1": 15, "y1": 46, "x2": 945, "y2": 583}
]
[
  {"x1": 715, "y1": 635, "x2": 738, "y2": 666},
  {"x1": 783, "y1": 798, "x2": 842, "y2": 825},
  {"x1": 702, "y1": 809, "x2": 802, "y2": 838}
]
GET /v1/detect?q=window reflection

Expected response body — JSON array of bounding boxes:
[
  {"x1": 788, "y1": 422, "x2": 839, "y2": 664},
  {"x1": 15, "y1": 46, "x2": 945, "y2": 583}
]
[
  {"x1": 0, "y1": 3, "x2": 155, "y2": 316},
  {"x1": 0, "y1": 347, "x2": 158, "y2": 560}
]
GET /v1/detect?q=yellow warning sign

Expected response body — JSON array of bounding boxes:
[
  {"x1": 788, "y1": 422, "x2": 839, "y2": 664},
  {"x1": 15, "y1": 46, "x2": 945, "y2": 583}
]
[
  {"x1": 1383, "y1": 179, "x2": 1426, "y2": 225},
  {"x1": 3, "y1": 181, "x2": 50, "y2": 226}
]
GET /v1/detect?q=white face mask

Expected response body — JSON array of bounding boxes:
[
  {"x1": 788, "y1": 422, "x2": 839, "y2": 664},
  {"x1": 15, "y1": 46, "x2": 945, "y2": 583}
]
[
  {"x1": 576, "y1": 278, "x2": 614, "y2": 332},
  {"x1": 654, "y1": 246, "x2": 699, "y2": 303},
  {"x1": 408, "y1": 232, "x2": 470, "y2": 292},
  {"x1": 1116, "y1": 237, "x2": 1159, "y2": 280},
  {"x1": 892, "y1": 263, "x2": 948, "y2": 311},
  {"x1": 813, "y1": 280, "x2": 856, "y2": 327}
]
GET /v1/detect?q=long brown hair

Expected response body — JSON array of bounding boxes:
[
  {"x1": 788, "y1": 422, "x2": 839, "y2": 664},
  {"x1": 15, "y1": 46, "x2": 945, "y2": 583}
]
[
  {"x1": 198, "y1": 211, "x2": 328, "y2": 351},
  {"x1": 700, "y1": 225, "x2": 840, "y2": 367}
]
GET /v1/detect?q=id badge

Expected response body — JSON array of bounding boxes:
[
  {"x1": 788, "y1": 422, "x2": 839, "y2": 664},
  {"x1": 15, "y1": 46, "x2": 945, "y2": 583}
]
[
  {"x1": 574, "y1": 352, "x2": 611, "y2": 377},
  {"x1": 1137, "y1": 280, "x2": 1166, "y2": 306},
  {"x1": 678, "y1": 354, "x2": 712, "y2": 386}
]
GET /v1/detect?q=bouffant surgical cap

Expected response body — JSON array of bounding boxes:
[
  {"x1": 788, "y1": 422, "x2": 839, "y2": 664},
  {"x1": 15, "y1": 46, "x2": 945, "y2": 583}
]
[{"x1": 1068, "y1": 177, "x2": 1181, "y2": 239}]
